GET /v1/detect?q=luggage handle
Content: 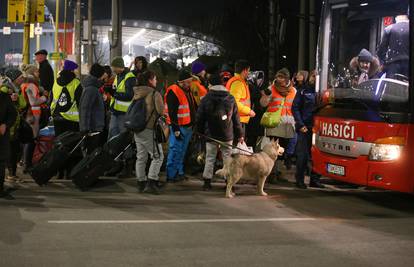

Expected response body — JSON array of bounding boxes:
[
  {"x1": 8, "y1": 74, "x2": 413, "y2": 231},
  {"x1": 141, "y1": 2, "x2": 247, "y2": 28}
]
[
  {"x1": 69, "y1": 135, "x2": 87, "y2": 155},
  {"x1": 114, "y1": 143, "x2": 133, "y2": 161}
]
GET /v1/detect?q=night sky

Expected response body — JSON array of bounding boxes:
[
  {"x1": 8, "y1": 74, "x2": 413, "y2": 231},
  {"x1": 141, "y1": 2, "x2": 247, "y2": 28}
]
[{"x1": 0, "y1": 0, "x2": 321, "y2": 74}]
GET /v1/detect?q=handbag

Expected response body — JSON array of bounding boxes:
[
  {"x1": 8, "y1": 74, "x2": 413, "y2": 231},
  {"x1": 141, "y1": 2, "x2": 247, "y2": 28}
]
[
  {"x1": 260, "y1": 97, "x2": 285, "y2": 128},
  {"x1": 154, "y1": 117, "x2": 168, "y2": 143}
]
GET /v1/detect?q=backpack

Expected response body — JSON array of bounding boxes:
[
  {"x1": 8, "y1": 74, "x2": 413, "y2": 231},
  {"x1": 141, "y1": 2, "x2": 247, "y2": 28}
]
[{"x1": 124, "y1": 92, "x2": 155, "y2": 133}]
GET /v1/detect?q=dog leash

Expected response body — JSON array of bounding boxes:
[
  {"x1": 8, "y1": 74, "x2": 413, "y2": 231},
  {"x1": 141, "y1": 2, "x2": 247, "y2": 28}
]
[{"x1": 161, "y1": 117, "x2": 254, "y2": 156}]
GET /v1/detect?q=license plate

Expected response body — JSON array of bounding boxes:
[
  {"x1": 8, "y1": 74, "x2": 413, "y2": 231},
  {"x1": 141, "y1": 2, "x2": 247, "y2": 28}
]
[{"x1": 327, "y1": 164, "x2": 345, "y2": 176}]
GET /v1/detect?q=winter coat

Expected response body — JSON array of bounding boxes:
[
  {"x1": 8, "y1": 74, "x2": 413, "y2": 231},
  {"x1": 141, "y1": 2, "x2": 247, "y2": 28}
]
[
  {"x1": 51, "y1": 70, "x2": 83, "y2": 121},
  {"x1": 0, "y1": 92, "x2": 17, "y2": 160},
  {"x1": 246, "y1": 81, "x2": 265, "y2": 138},
  {"x1": 292, "y1": 85, "x2": 316, "y2": 131},
  {"x1": 132, "y1": 85, "x2": 164, "y2": 130},
  {"x1": 349, "y1": 56, "x2": 380, "y2": 85},
  {"x1": 39, "y1": 60, "x2": 54, "y2": 92},
  {"x1": 377, "y1": 21, "x2": 409, "y2": 65},
  {"x1": 79, "y1": 75, "x2": 106, "y2": 133},
  {"x1": 166, "y1": 84, "x2": 197, "y2": 132},
  {"x1": 110, "y1": 69, "x2": 136, "y2": 115},
  {"x1": 196, "y1": 85, "x2": 243, "y2": 142}
]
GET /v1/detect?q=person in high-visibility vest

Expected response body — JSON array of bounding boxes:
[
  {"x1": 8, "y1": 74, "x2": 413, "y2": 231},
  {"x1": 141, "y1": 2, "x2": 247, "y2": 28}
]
[
  {"x1": 190, "y1": 61, "x2": 208, "y2": 106},
  {"x1": 226, "y1": 60, "x2": 256, "y2": 136},
  {"x1": 107, "y1": 56, "x2": 136, "y2": 139},
  {"x1": 164, "y1": 70, "x2": 197, "y2": 182},
  {"x1": 51, "y1": 60, "x2": 83, "y2": 136},
  {"x1": 260, "y1": 68, "x2": 297, "y2": 184}
]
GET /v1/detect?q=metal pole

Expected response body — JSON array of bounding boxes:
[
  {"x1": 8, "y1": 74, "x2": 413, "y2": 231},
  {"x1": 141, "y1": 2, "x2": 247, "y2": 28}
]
[
  {"x1": 74, "y1": 0, "x2": 82, "y2": 76},
  {"x1": 297, "y1": 0, "x2": 306, "y2": 70},
  {"x1": 36, "y1": 22, "x2": 41, "y2": 51},
  {"x1": 54, "y1": 0, "x2": 60, "y2": 76},
  {"x1": 308, "y1": 0, "x2": 316, "y2": 69},
  {"x1": 22, "y1": 0, "x2": 31, "y2": 64},
  {"x1": 88, "y1": 0, "x2": 93, "y2": 67},
  {"x1": 268, "y1": 0, "x2": 275, "y2": 80},
  {"x1": 63, "y1": 0, "x2": 68, "y2": 53},
  {"x1": 110, "y1": 0, "x2": 122, "y2": 60}
]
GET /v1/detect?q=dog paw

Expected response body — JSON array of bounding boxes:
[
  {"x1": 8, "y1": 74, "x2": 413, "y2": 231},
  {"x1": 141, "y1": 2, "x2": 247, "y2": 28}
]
[
  {"x1": 225, "y1": 193, "x2": 234, "y2": 198},
  {"x1": 258, "y1": 192, "x2": 268, "y2": 196}
]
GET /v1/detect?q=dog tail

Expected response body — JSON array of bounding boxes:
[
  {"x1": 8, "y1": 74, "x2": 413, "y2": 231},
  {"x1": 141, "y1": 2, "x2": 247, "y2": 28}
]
[{"x1": 215, "y1": 158, "x2": 232, "y2": 178}]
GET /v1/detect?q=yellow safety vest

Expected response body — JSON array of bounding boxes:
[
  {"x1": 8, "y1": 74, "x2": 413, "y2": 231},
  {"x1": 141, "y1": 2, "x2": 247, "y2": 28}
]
[
  {"x1": 51, "y1": 78, "x2": 81, "y2": 122},
  {"x1": 110, "y1": 72, "x2": 136, "y2": 113}
]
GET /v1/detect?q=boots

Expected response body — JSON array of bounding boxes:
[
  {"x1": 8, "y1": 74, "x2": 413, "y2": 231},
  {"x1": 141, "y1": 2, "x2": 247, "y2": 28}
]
[
  {"x1": 117, "y1": 160, "x2": 134, "y2": 179},
  {"x1": 137, "y1": 181, "x2": 147, "y2": 193},
  {"x1": 143, "y1": 179, "x2": 160, "y2": 195},
  {"x1": 203, "y1": 179, "x2": 212, "y2": 191}
]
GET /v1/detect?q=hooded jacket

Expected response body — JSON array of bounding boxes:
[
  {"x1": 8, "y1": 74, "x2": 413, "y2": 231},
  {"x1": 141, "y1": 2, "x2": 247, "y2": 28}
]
[
  {"x1": 79, "y1": 75, "x2": 106, "y2": 133},
  {"x1": 349, "y1": 56, "x2": 380, "y2": 84},
  {"x1": 133, "y1": 85, "x2": 164, "y2": 130},
  {"x1": 196, "y1": 85, "x2": 243, "y2": 142},
  {"x1": 51, "y1": 70, "x2": 83, "y2": 120}
]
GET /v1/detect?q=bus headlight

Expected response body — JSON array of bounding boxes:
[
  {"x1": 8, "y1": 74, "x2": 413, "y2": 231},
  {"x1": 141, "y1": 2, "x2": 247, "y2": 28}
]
[{"x1": 369, "y1": 144, "x2": 402, "y2": 161}]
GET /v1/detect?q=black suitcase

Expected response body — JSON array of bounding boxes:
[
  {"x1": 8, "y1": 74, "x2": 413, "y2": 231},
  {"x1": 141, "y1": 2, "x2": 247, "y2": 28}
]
[
  {"x1": 103, "y1": 131, "x2": 133, "y2": 158},
  {"x1": 55, "y1": 131, "x2": 82, "y2": 149},
  {"x1": 30, "y1": 135, "x2": 86, "y2": 186},
  {"x1": 30, "y1": 147, "x2": 70, "y2": 185},
  {"x1": 70, "y1": 147, "x2": 115, "y2": 190}
]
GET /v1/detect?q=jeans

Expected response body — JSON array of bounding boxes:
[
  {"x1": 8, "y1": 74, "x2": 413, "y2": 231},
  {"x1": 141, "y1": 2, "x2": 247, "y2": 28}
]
[
  {"x1": 166, "y1": 126, "x2": 192, "y2": 179},
  {"x1": 134, "y1": 129, "x2": 164, "y2": 182},
  {"x1": 108, "y1": 113, "x2": 127, "y2": 140},
  {"x1": 295, "y1": 131, "x2": 320, "y2": 184},
  {"x1": 286, "y1": 133, "x2": 298, "y2": 156},
  {"x1": 203, "y1": 141, "x2": 233, "y2": 180}
]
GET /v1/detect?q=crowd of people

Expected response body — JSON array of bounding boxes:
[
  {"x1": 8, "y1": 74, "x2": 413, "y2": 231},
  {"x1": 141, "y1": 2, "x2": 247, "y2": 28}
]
[{"x1": 0, "y1": 47, "x2": 325, "y2": 198}]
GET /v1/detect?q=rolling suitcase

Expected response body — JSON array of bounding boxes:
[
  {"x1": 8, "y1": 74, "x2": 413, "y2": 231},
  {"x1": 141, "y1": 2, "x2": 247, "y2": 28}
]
[
  {"x1": 70, "y1": 143, "x2": 134, "y2": 190},
  {"x1": 30, "y1": 134, "x2": 86, "y2": 186}
]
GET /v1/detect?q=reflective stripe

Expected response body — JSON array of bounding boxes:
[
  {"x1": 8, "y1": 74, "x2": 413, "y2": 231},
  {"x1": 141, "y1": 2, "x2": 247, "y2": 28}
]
[
  {"x1": 177, "y1": 113, "x2": 190, "y2": 118},
  {"x1": 272, "y1": 97, "x2": 285, "y2": 102},
  {"x1": 31, "y1": 106, "x2": 41, "y2": 110},
  {"x1": 179, "y1": 105, "x2": 189, "y2": 109},
  {"x1": 65, "y1": 111, "x2": 79, "y2": 116},
  {"x1": 115, "y1": 99, "x2": 131, "y2": 107}
]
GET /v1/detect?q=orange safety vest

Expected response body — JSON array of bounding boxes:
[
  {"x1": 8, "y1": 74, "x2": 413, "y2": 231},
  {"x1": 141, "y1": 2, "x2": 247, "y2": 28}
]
[
  {"x1": 267, "y1": 85, "x2": 296, "y2": 117},
  {"x1": 191, "y1": 79, "x2": 208, "y2": 105},
  {"x1": 21, "y1": 83, "x2": 43, "y2": 116},
  {"x1": 164, "y1": 84, "x2": 192, "y2": 126}
]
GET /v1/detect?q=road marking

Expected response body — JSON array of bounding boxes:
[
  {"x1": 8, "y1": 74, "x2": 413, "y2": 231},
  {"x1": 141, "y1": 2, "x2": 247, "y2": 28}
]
[{"x1": 48, "y1": 218, "x2": 316, "y2": 224}]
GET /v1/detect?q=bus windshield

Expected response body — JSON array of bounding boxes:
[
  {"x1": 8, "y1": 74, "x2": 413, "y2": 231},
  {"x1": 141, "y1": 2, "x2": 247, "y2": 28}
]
[{"x1": 319, "y1": 0, "x2": 410, "y2": 114}]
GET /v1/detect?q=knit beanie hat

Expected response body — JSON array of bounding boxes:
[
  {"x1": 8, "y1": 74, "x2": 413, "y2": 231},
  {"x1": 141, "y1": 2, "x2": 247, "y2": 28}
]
[
  {"x1": 178, "y1": 69, "x2": 192, "y2": 82},
  {"x1": 111, "y1": 56, "x2": 125, "y2": 68},
  {"x1": 358, "y1": 48, "x2": 373, "y2": 63},
  {"x1": 21, "y1": 64, "x2": 38, "y2": 77},
  {"x1": 63, "y1": 60, "x2": 79, "y2": 71},
  {"x1": 276, "y1": 68, "x2": 290, "y2": 79},
  {"x1": 90, "y1": 63, "x2": 106, "y2": 78},
  {"x1": 208, "y1": 73, "x2": 222, "y2": 86},
  {"x1": 5, "y1": 68, "x2": 23, "y2": 82},
  {"x1": 191, "y1": 61, "x2": 206, "y2": 75}
]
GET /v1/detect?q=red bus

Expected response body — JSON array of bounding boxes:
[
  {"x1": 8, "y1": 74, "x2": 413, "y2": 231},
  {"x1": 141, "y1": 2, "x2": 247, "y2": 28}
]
[{"x1": 312, "y1": 0, "x2": 414, "y2": 193}]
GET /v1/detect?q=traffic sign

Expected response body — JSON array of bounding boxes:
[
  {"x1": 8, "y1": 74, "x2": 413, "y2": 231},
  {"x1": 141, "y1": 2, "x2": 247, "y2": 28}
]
[
  {"x1": 48, "y1": 52, "x2": 67, "y2": 61},
  {"x1": 34, "y1": 26, "x2": 42, "y2": 35},
  {"x1": 3, "y1": 27, "x2": 12, "y2": 35},
  {"x1": 7, "y1": 0, "x2": 45, "y2": 23}
]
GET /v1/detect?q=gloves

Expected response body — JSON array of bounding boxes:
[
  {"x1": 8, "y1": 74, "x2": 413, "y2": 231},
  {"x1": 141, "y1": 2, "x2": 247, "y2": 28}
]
[{"x1": 174, "y1": 131, "x2": 182, "y2": 140}]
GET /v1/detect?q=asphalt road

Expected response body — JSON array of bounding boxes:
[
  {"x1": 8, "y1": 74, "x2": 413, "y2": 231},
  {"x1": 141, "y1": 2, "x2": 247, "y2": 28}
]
[{"x1": 1, "y1": 175, "x2": 414, "y2": 267}]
